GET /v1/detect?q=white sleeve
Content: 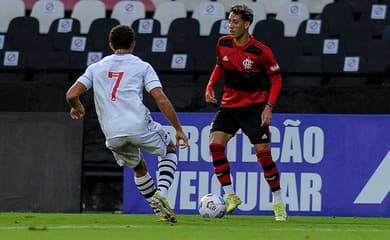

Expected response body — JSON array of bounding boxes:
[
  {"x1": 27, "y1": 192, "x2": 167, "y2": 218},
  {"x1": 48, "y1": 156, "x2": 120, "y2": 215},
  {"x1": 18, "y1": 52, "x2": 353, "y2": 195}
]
[
  {"x1": 144, "y1": 64, "x2": 162, "y2": 92},
  {"x1": 77, "y1": 66, "x2": 93, "y2": 90}
]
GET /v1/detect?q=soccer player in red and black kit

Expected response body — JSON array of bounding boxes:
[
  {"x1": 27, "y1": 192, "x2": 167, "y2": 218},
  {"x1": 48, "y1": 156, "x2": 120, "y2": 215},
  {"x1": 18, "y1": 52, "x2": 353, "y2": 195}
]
[{"x1": 205, "y1": 4, "x2": 287, "y2": 221}]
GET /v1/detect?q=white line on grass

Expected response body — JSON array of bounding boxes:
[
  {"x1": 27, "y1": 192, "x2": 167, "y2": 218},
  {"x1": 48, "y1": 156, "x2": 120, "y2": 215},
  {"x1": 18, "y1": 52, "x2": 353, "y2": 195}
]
[{"x1": 0, "y1": 225, "x2": 389, "y2": 232}]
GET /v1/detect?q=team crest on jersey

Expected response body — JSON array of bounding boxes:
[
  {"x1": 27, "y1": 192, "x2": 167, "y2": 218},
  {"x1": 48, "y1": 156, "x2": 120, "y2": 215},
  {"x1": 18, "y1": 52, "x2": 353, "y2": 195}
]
[{"x1": 242, "y1": 57, "x2": 253, "y2": 70}]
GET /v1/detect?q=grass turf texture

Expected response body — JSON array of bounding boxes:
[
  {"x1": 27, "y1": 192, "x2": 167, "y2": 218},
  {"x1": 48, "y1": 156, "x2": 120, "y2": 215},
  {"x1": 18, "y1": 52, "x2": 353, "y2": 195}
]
[{"x1": 0, "y1": 213, "x2": 389, "y2": 240}]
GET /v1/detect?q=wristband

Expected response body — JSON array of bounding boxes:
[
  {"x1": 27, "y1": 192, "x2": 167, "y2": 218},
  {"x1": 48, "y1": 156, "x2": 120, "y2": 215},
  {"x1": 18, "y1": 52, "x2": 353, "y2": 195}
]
[
  {"x1": 266, "y1": 102, "x2": 274, "y2": 108},
  {"x1": 206, "y1": 85, "x2": 214, "y2": 92}
]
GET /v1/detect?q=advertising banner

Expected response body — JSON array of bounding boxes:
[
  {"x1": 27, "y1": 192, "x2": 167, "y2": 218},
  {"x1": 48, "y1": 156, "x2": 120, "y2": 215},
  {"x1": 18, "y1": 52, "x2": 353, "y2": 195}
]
[{"x1": 123, "y1": 113, "x2": 390, "y2": 217}]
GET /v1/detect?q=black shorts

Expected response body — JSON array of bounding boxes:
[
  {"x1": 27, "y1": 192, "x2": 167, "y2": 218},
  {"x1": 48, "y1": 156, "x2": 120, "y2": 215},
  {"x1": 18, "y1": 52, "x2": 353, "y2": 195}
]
[{"x1": 210, "y1": 103, "x2": 270, "y2": 144}]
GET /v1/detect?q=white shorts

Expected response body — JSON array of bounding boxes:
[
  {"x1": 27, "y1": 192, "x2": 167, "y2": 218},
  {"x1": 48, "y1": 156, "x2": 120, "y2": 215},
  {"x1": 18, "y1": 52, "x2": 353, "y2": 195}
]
[{"x1": 105, "y1": 121, "x2": 171, "y2": 168}]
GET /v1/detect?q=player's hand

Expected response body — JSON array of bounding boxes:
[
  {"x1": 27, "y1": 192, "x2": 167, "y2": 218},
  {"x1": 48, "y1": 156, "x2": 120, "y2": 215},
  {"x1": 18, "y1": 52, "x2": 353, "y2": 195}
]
[
  {"x1": 70, "y1": 105, "x2": 85, "y2": 120},
  {"x1": 261, "y1": 105, "x2": 272, "y2": 127},
  {"x1": 176, "y1": 130, "x2": 189, "y2": 149},
  {"x1": 205, "y1": 85, "x2": 217, "y2": 104}
]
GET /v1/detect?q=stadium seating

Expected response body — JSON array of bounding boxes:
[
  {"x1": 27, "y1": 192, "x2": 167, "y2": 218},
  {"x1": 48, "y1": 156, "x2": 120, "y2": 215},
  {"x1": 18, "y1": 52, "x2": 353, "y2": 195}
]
[
  {"x1": 111, "y1": 0, "x2": 146, "y2": 27},
  {"x1": 217, "y1": 0, "x2": 254, "y2": 12},
  {"x1": 296, "y1": 19, "x2": 329, "y2": 56},
  {"x1": 0, "y1": 0, "x2": 385, "y2": 86},
  {"x1": 150, "y1": 0, "x2": 171, "y2": 9},
  {"x1": 259, "y1": 0, "x2": 293, "y2": 15},
  {"x1": 30, "y1": 0, "x2": 65, "y2": 34},
  {"x1": 300, "y1": 0, "x2": 334, "y2": 15},
  {"x1": 87, "y1": 18, "x2": 121, "y2": 55},
  {"x1": 131, "y1": 18, "x2": 163, "y2": 54},
  {"x1": 176, "y1": 0, "x2": 212, "y2": 12},
  {"x1": 252, "y1": 18, "x2": 284, "y2": 48},
  {"x1": 0, "y1": 0, "x2": 387, "y2": 87},
  {"x1": 4, "y1": 16, "x2": 40, "y2": 52},
  {"x1": 48, "y1": 17, "x2": 82, "y2": 52},
  {"x1": 167, "y1": 18, "x2": 200, "y2": 54},
  {"x1": 247, "y1": 1, "x2": 267, "y2": 34},
  {"x1": 194, "y1": 19, "x2": 227, "y2": 72},
  {"x1": 276, "y1": 1, "x2": 310, "y2": 37},
  {"x1": 361, "y1": 0, "x2": 390, "y2": 38},
  {"x1": 192, "y1": 1, "x2": 226, "y2": 36},
  {"x1": 71, "y1": 0, "x2": 106, "y2": 34},
  {"x1": 285, "y1": 55, "x2": 323, "y2": 87},
  {"x1": 320, "y1": 1, "x2": 354, "y2": 37},
  {"x1": 272, "y1": 38, "x2": 304, "y2": 73},
  {"x1": 0, "y1": 0, "x2": 25, "y2": 33},
  {"x1": 153, "y1": 1, "x2": 186, "y2": 35}
]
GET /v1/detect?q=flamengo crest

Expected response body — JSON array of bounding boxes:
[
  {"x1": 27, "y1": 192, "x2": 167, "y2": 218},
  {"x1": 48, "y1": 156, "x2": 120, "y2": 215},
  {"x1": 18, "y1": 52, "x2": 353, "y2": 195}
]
[{"x1": 242, "y1": 58, "x2": 253, "y2": 70}]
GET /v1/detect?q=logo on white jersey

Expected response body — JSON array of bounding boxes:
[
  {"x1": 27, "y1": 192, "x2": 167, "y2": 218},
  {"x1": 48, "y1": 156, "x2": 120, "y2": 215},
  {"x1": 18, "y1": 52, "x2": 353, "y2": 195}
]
[
  {"x1": 242, "y1": 57, "x2": 253, "y2": 70},
  {"x1": 222, "y1": 56, "x2": 229, "y2": 61}
]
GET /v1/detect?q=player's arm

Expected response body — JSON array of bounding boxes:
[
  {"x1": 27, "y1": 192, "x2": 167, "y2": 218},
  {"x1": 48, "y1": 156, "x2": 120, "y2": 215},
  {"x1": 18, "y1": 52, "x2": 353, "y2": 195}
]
[
  {"x1": 261, "y1": 49, "x2": 283, "y2": 126},
  {"x1": 205, "y1": 64, "x2": 224, "y2": 104},
  {"x1": 267, "y1": 71, "x2": 282, "y2": 107},
  {"x1": 66, "y1": 81, "x2": 87, "y2": 120},
  {"x1": 150, "y1": 87, "x2": 188, "y2": 148}
]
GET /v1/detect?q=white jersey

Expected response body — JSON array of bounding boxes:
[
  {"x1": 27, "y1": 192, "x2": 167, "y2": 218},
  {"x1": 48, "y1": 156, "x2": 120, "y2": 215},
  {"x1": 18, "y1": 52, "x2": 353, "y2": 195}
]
[{"x1": 77, "y1": 54, "x2": 162, "y2": 139}]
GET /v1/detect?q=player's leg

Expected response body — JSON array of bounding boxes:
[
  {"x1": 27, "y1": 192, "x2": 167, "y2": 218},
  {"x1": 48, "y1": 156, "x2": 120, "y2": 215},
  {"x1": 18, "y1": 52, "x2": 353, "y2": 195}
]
[
  {"x1": 106, "y1": 137, "x2": 164, "y2": 221},
  {"x1": 241, "y1": 105, "x2": 287, "y2": 221},
  {"x1": 138, "y1": 121, "x2": 178, "y2": 223},
  {"x1": 255, "y1": 143, "x2": 287, "y2": 221},
  {"x1": 151, "y1": 141, "x2": 178, "y2": 223},
  {"x1": 209, "y1": 108, "x2": 242, "y2": 213},
  {"x1": 156, "y1": 142, "x2": 177, "y2": 199}
]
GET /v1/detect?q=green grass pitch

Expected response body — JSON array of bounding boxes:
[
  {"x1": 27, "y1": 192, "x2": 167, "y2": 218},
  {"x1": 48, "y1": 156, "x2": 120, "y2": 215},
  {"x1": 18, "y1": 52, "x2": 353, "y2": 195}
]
[{"x1": 0, "y1": 213, "x2": 389, "y2": 240}]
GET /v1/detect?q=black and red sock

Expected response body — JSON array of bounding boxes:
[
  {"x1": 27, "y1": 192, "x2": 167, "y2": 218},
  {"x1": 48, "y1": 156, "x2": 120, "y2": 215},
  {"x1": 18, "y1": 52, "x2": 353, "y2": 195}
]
[
  {"x1": 257, "y1": 149, "x2": 280, "y2": 192},
  {"x1": 209, "y1": 143, "x2": 231, "y2": 186}
]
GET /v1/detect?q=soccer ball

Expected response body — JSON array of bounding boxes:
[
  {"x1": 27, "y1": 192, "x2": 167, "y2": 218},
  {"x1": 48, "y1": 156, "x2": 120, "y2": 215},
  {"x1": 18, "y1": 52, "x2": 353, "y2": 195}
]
[{"x1": 198, "y1": 193, "x2": 226, "y2": 218}]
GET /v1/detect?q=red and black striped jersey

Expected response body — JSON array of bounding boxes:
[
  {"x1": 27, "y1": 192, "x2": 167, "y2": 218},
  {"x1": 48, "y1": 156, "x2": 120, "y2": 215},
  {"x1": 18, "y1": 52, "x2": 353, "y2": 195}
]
[{"x1": 214, "y1": 35, "x2": 282, "y2": 108}]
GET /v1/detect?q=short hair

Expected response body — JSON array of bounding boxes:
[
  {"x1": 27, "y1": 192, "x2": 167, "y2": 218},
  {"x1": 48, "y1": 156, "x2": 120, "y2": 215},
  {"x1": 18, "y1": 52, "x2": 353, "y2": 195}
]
[
  {"x1": 230, "y1": 4, "x2": 254, "y2": 24},
  {"x1": 109, "y1": 25, "x2": 135, "y2": 50}
]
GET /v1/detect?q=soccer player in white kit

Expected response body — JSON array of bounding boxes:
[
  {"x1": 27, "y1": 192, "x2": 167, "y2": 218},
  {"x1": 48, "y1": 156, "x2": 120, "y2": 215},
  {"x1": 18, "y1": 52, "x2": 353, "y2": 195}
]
[{"x1": 66, "y1": 25, "x2": 188, "y2": 223}]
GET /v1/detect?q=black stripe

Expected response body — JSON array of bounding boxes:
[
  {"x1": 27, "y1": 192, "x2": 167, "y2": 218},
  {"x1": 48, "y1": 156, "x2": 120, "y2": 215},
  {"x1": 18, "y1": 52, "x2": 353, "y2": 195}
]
[
  {"x1": 158, "y1": 179, "x2": 172, "y2": 186},
  {"x1": 159, "y1": 170, "x2": 174, "y2": 179},
  {"x1": 212, "y1": 158, "x2": 228, "y2": 167},
  {"x1": 135, "y1": 178, "x2": 153, "y2": 187},
  {"x1": 224, "y1": 69, "x2": 270, "y2": 92},
  {"x1": 262, "y1": 162, "x2": 276, "y2": 171},
  {"x1": 159, "y1": 164, "x2": 176, "y2": 172},
  {"x1": 160, "y1": 159, "x2": 177, "y2": 166},
  {"x1": 219, "y1": 39, "x2": 233, "y2": 48},
  {"x1": 244, "y1": 44, "x2": 262, "y2": 55},
  {"x1": 144, "y1": 189, "x2": 156, "y2": 199}
]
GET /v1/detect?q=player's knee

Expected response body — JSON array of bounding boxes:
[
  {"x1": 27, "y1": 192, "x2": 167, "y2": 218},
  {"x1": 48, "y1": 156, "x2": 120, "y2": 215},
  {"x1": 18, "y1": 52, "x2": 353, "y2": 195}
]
[
  {"x1": 134, "y1": 159, "x2": 147, "y2": 174},
  {"x1": 166, "y1": 142, "x2": 177, "y2": 154},
  {"x1": 209, "y1": 143, "x2": 225, "y2": 153}
]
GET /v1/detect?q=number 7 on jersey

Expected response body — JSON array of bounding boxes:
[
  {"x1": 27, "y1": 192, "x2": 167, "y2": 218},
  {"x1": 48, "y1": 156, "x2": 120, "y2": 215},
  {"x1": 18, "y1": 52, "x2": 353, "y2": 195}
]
[{"x1": 108, "y1": 71, "x2": 124, "y2": 101}]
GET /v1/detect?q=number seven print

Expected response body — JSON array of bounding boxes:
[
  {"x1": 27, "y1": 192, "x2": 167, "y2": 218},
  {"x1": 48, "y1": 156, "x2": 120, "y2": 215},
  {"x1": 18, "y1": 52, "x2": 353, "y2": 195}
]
[{"x1": 108, "y1": 71, "x2": 124, "y2": 101}]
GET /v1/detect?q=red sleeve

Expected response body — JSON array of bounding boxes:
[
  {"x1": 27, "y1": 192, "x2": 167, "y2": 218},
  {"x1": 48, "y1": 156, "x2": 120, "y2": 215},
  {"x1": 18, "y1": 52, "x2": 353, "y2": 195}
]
[
  {"x1": 209, "y1": 64, "x2": 224, "y2": 86},
  {"x1": 267, "y1": 73, "x2": 282, "y2": 105},
  {"x1": 261, "y1": 45, "x2": 282, "y2": 105}
]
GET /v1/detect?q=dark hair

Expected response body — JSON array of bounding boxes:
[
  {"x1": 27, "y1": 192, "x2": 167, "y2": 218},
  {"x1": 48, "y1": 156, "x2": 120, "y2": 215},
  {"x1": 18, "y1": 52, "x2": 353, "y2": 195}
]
[
  {"x1": 109, "y1": 25, "x2": 135, "y2": 49},
  {"x1": 230, "y1": 4, "x2": 254, "y2": 24}
]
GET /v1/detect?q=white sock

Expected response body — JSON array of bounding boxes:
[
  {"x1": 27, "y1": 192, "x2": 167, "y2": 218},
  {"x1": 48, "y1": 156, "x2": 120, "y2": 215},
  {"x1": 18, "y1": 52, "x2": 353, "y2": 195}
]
[
  {"x1": 272, "y1": 190, "x2": 283, "y2": 204},
  {"x1": 157, "y1": 153, "x2": 177, "y2": 198},
  {"x1": 158, "y1": 188, "x2": 168, "y2": 199},
  {"x1": 223, "y1": 185, "x2": 234, "y2": 195},
  {"x1": 134, "y1": 172, "x2": 155, "y2": 200}
]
